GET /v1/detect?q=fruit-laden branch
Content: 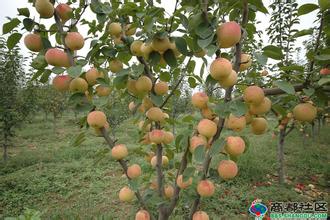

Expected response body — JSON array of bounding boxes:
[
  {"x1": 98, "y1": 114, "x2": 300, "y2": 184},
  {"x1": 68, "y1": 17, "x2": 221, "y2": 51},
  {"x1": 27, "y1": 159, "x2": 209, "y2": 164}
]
[
  {"x1": 232, "y1": 83, "x2": 306, "y2": 101},
  {"x1": 168, "y1": 0, "x2": 179, "y2": 34},
  {"x1": 53, "y1": 10, "x2": 74, "y2": 66},
  {"x1": 305, "y1": 13, "x2": 324, "y2": 84},
  {"x1": 119, "y1": 34, "x2": 154, "y2": 81},
  {"x1": 100, "y1": 128, "x2": 154, "y2": 219},
  {"x1": 160, "y1": 57, "x2": 192, "y2": 109},
  {"x1": 69, "y1": 4, "x2": 89, "y2": 31},
  {"x1": 189, "y1": 0, "x2": 249, "y2": 217},
  {"x1": 234, "y1": 12, "x2": 324, "y2": 101},
  {"x1": 164, "y1": 137, "x2": 190, "y2": 216},
  {"x1": 264, "y1": 84, "x2": 305, "y2": 96},
  {"x1": 137, "y1": 56, "x2": 154, "y2": 80}
]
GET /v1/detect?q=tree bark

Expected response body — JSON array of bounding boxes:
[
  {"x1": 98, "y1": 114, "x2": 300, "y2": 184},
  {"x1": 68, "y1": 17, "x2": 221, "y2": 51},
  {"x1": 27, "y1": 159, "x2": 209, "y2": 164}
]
[
  {"x1": 156, "y1": 144, "x2": 165, "y2": 197},
  {"x1": 311, "y1": 122, "x2": 316, "y2": 140}
]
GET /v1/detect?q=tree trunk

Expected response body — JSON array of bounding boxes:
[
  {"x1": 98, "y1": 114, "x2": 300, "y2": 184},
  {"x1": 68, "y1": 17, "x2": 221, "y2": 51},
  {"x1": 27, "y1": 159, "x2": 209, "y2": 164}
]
[
  {"x1": 311, "y1": 122, "x2": 315, "y2": 140},
  {"x1": 158, "y1": 207, "x2": 170, "y2": 220},
  {"x1": 278, "y1": 127, "x2": 286, "y2": 184}
]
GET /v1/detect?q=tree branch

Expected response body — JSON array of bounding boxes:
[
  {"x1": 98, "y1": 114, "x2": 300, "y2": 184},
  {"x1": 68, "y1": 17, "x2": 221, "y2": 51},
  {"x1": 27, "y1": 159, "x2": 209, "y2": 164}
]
[
  {"x1": 160, "y1": 57, "x2": 192, "y2": 109},
  {"x1": 285, "y1": 122, "x2": 295, "y2": 137},
  {"x1": 156, "y1": 143, "x2": 165, "y2": 197},
  {"x1": 201, "y1": 0, "x2": 209, "y2": 23},
  {"x1": 168, "y1": 0, "x2": 179, "y2": 34},
  {"x1": 100, "y1": 128, "x2": 154, "y2": 219},
  {"x1": 69, "y1": 4, "x2": 88, "y2": 31},
  {"x1": 53, "y1": 11, "x2": 74, "y2": 66},
  {"x1": 137, "y1": 56, "x2": 153, "y2": 79},
  {"x1": 189, "y1": 0, "x2": 248, "y2": 217},
  {"x1": 232, "y1": 83, "x2": 306, "y2": 101},
  {"x1": 165, "y1": 136, "x2": 190, "y2": 216}
]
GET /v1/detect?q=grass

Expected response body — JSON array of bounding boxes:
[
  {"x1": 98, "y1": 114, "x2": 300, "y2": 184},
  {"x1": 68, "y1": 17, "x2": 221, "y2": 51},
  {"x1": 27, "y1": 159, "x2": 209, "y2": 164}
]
[{"x1": 0, "y1": 113, "x2": 329, "y2": 219}]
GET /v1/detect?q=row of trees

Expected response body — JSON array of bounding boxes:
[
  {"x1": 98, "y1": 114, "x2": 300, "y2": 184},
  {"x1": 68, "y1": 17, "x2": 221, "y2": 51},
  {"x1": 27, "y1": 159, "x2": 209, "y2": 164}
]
[{"x1": 0, "y1": 40, "x2": 71, "y2": 160}]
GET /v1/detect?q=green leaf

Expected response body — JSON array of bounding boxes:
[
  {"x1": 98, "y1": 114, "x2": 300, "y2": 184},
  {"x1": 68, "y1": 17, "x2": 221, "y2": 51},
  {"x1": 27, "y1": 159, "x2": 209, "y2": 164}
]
[
  {"x1": 113, "y1": 74, "x2": 128, "y2": 89},
  {"x1": 314, "y1": 54, "x2": 330, "y2": 61},
  {"x1": 39, "y1": 69, "x2": 52, "y2": 83},
  {"x1": 52, "y1": 67, "x2": 65, "y2": 74},
  {"x1": 254, "y1": 53, "x2": 268, "y2": 66},
  {"x1": 182, "y1": 167, "x2": 195, "y2": 182},
  {"x1": 67, "y1": 66, "x2": 82, "y2": 78},
  {"x1": 175, "y1": 37, "x2": 189, "y2": 55},
  {"x1": 303, "y1": 88, "x2": 315, "y2": 96},
  {"x1": 318, "y1": 78, "x2": 330, "y2": 86},
  {"x1": 7, "y1": 32, "x2": 22, "y2": 49},
  {"x1": 298, "y1": 3, "x2": 318, "y2": 16},
  {"x1": 197, "y1": 33, "x2": 215, "y2": 49},
  {"x1": 182, "y1": 115, "x2": 195, "y2": 123},
  {"x1": 96, "y1": 78, "x2": 109, "y2": 86},
  {"x1": 76, "y1": 59, "x2": 88, "y2": 66},
  {"x1": 31, "y1": 70, "x2": 44, "y2": 81},
  {"x1": 144, "y1": 16, "x2": 154, "y2": 33},
  {"x1": 149, "y1": 51, "x2": 161, "y2": 65},
  {"x1": 272, "y1": 104, "x2": 287, "y2": 117},
  {"x1": 41, "y1": 37, "x2": 52, "y2": 49},
  {"x1": 229, "y1": 154, "x2": 239, "y2": 162},
  {"x1": 2, "y1": 18, "x2": 20, "y2": 34},
  {"x1": 187, "y1": 60, "x2": 196, "y2": 73},
  {"x1": 17, "y1": 8, "x2": 30, "y2": 17},
  {"x1": 274, "y1": 81, "x2": 295, "y2": 95},
  {"x1": 175, "y1": 134, "x2": 184, "y2": 151},
  {"x1": 279, "y1": 65, "x2": 304, "y2": 72},
  {"x1": 214, "y1": 102, "x2": 230, "y2": 118},
  {"x1": 31, "y1": 55, "x2": 47, "y2": 70},
  {"x1": 292, "y1": 29, "x2": 313, "y2": 38},
  {"x1": 163, "y1": 49, "x2": 177, "y2": 67},
  {"x1": 188, "y1": 77, "x2": 197, "y2": 88},
  {"x1": 262, "y1": 45, "x2": 284, "y2": 60},
  {"x1": 193, "y1": 145, "x2": 205, "y2": 163},
  {"x1": 229, "y1": 100, "x2": 247, "y2": 117},
  {"x1": 209, "y1": 137, "x2": 225, "y2": 157},
  {"x1": 160, "y1": 72, "x2": 171, "y2": 82},
  {"x1": 69, "y1": 93, "x2": 86, "y2": 103},
  {"x1": 131, "y1": 64, "x2": 144, "y2": 75},
  {"x1": 23, "y1": 18, "x2": 34, "y2": 31},
  {"x1": 150, "y1": 93, "x2": 163, "y2": 106},
  {"x1": 249, "y1": 0, "x2": 268, "y2": 13},
  {"x1": 195, "y1": 23, "x2": 213, "y2": 39}
]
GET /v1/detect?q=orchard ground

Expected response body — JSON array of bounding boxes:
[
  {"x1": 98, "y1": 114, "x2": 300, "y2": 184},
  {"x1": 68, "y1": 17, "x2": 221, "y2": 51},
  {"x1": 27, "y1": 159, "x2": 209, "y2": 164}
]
[{"x1": 0, "y1": 113, "x2": 329, "y2": 219}]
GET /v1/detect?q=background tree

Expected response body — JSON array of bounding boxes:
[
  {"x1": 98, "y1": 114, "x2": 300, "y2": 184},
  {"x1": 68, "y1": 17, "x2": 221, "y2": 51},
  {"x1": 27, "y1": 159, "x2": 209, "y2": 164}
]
[{"x1": 0, "y1": 38, "x2": 26, "y2": 161}]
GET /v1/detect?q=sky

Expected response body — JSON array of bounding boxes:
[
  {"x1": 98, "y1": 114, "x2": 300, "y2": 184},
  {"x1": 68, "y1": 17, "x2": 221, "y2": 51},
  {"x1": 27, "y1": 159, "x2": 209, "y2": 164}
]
[{"x1": 0, "y1": 0, "x2": 319, "y2": 71}]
